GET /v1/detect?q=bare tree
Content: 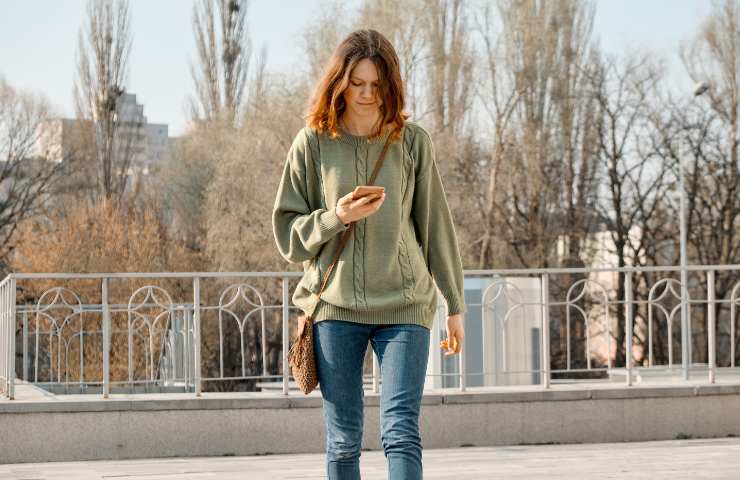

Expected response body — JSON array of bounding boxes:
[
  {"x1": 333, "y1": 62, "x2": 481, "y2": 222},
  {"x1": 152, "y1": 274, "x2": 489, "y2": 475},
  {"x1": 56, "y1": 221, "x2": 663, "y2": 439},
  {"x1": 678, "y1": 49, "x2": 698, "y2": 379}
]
[
  {"x1": 422, "y1": 0, "x2": 475, "y2": 138},
  {"x1": 189, "y1": 0, "x2": 265, "y2": 127},
  {"x1": 472, "y1": 0, "x2": 600, "y2": 373},
  {"x1": 73, "y1": 0, "x2": 140, "y2": 207},
  {"x1": 584, "y1": 53, "x2": 669, "y2": 366},
  {"x1": 677, "y1": 0, "x2": 740, "y2": 365},
  {"x1": 550, "y1": 1, "x2": 601, "y2": 269},
  {"x1": 168, "y1": 0, "x2": 265, "y2": 250},
  {"x1": 680, "y1": 0, "x2": 740, "y2": 271},
  {"x1": 484, "y1": 0, "x2": 600, "y2": 270},
  {"x1": 0, "y1": 78, "x2": 65, "y2": 271},
  {"x1": 302, "y1": 1, "x2": 354, "y2": 78},
  {"x1": 356, "y1": 0, "x2": 427, "y2": 116},
  {"x1": 471, "y1": 0, "x2": 523, "y2": 269}
]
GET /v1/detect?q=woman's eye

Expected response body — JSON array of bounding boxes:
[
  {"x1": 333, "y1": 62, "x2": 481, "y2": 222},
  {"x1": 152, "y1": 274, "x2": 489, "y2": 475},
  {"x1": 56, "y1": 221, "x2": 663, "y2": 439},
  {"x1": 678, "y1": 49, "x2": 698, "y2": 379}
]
[{"x1": 351, "y1": 82, "x2": 378, "y2": 89}]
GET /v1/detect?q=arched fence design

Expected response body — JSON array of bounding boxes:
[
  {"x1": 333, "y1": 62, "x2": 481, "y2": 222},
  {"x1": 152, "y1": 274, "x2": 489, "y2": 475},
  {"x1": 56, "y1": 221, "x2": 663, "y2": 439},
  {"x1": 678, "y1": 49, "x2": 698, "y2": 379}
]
[{"x1": 1, "y1": 265, "x2": 739, "y2": 399}]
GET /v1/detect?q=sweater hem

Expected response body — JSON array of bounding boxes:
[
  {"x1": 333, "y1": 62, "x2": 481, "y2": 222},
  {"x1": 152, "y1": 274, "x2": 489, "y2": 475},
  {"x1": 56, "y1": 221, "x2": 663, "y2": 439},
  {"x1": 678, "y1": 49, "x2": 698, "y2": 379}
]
[{"x1": 311, "y1": 301, "x2": 436, "y2": 330}]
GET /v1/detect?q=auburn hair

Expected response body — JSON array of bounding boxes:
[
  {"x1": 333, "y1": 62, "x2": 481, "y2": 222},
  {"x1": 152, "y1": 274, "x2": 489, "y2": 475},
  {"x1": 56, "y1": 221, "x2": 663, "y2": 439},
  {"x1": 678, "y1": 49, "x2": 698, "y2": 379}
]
[{"x1": 305, "y1": 29, "x2": 410, "y2": 143}]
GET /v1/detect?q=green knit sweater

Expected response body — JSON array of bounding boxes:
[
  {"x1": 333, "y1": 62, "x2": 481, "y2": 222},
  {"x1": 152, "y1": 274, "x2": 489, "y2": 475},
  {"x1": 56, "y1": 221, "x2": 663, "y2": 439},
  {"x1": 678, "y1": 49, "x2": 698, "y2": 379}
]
[{"x1": 271, "y1": 120, "x2": 466, "y2": 330}]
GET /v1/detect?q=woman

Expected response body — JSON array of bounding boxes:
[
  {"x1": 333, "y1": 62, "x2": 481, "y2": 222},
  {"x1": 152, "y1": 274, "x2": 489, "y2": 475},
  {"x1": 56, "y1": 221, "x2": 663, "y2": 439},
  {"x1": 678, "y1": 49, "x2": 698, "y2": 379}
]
[{"x1": 272, "y1": 29, "x2": 466, "y2": 479}]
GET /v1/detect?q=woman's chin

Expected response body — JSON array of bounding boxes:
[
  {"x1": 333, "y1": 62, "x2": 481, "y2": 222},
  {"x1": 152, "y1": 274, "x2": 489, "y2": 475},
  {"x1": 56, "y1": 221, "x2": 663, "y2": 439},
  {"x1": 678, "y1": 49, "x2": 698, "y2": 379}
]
[{"x1": 351, "y1": 105, "x2": 380, "y2": 116}]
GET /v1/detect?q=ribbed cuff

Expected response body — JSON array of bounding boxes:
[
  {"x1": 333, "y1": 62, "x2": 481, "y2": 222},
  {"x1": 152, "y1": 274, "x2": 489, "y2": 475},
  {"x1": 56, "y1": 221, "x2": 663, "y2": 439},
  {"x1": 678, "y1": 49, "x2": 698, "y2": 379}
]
[
  {"x1": 444, "y1": 295, "x2": 466, "y2": 316},
  {"x1": 318, "y1": 207, "x2": 349, "y2": 236}
]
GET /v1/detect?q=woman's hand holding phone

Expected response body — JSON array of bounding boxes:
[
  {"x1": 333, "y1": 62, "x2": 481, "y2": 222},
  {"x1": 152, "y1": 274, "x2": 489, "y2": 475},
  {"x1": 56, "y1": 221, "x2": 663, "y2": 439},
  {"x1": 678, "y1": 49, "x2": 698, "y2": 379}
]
[{"x1": 335, "y1": 185, "x2": 386, "y2": 224}]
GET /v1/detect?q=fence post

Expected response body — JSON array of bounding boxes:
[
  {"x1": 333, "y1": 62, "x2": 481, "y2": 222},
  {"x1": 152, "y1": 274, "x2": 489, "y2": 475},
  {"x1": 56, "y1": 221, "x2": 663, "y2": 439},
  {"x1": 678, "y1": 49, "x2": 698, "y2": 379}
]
[
  {"x1": 194, "y1": 277, "x2": 202, "y2": 397},
  {"x1": 2, "y1": 280, "x2": 10, "y2": 399},
  {"x1": 102, "y1": 277, "x2": 110, "y2": 399},
  {"x1": 282, "y1": 277, "x2": 290, "y2": 396},
  {"x1": 34, "y1": 303, "x2": 39, "y2": 384},
  {"x1": 79, "y1": 308, "x2": 84, "y2": 385},
  {"x1": 707, "y1": 270, "x2": 716, "y2": 384},
  {"x1": 10, "y1": 277, "x2": 15, "y2": 400},
  {"x1": 541, "y1": 274, "x2": 551, "y2": 389},
  {"x1": 680, "y1": 267, "x2": 690, "y2": 381},
  {"x1": 2, "y1": 281, "x2": 7, "y2": 398},
  {"x1": 261, "y1": 308, "x2": 268, "y2": 379},
  {"x1": 459, "y1": 317, "x2": 467, "y2": 393},
  {"x1": 373, "y1": 351, "x2": 380, "y2": 393},
  {"x1": 183, "y1": 307, "x2": 191, "y2": 391},
  {"x1": 625, "y1": 273, "x2": 633, "y2": 387},
  {"x1": 22, "y1": 310, "x2": 28, "y2": 382}
]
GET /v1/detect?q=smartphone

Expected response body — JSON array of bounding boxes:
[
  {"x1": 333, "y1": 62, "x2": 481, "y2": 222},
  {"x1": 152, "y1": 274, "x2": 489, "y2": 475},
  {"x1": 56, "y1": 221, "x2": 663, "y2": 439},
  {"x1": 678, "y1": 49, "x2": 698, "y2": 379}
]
[{"x1": 352, "y1": 185, "x2": 385, "y2": 201}]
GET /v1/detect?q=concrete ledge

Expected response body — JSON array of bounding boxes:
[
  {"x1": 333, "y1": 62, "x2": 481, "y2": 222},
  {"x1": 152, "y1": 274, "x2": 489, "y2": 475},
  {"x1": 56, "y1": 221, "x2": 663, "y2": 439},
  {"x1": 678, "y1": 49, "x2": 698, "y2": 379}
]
[
  {"x1": 2, "y1": 382, "x2": 740, "y2": 464},
  {"x1": 3, "y1": 382, "x2": 738, "y2": 413}
]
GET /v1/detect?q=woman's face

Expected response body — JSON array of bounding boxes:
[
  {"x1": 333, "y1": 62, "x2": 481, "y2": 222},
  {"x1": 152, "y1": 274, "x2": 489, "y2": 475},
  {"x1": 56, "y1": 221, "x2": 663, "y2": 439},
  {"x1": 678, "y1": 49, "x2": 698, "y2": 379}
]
[{"x1": 343, "y1": 58, "x2": 383, "y2": 119}]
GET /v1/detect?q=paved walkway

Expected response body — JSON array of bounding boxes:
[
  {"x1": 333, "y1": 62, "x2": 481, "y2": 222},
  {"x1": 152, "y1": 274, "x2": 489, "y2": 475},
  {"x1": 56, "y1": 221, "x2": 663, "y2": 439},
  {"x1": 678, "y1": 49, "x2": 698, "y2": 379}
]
[{"x1": 1, "y1": 437, "x2": 739, "y2": 479}]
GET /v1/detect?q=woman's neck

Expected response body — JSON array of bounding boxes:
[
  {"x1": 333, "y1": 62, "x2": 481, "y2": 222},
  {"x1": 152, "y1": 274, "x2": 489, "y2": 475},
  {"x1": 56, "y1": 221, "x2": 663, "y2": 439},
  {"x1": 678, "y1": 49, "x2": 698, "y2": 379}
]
[{"x1": 339, "y1": 112, "x2": 381, "y2": 137}]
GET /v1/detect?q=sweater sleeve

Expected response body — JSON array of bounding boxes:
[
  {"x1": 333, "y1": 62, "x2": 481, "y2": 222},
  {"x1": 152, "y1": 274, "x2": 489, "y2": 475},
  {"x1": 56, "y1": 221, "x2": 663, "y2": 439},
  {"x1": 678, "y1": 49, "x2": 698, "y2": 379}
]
[
  {"x1": 272, "y1": 128, "x2": 350, "y2": 264},
  {"x1": 411, "y1": 126, "x2": 467, "y2": 316}
]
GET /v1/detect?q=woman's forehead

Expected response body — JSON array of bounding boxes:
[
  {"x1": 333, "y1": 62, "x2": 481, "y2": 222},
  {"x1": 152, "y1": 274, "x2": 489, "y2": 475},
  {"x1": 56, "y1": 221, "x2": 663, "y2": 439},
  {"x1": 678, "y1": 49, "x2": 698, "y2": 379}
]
[{"x1": 350, "y1": 59, "x2": 379, "y2": 81}]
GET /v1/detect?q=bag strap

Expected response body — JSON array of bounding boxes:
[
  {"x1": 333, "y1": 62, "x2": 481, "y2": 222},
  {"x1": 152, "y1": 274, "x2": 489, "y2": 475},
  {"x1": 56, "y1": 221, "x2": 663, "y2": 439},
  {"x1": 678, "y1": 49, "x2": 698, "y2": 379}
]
[{"x1": 308, "y1": 129, "x2": 394, "y2": 316}]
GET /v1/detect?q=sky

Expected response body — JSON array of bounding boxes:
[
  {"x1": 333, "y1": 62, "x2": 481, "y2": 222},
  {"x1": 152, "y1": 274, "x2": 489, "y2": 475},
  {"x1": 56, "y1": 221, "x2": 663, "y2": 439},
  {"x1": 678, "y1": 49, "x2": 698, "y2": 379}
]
[{"x1": 0, "y1": 0, "x2": 713, "y2": 137}]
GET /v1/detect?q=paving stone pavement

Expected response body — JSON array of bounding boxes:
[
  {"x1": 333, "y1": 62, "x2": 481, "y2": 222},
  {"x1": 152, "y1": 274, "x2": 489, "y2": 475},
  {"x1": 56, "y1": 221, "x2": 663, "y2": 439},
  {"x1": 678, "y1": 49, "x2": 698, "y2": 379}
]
[{"x1": 1, "y1": 437, "x2": 739, "y2": 479}]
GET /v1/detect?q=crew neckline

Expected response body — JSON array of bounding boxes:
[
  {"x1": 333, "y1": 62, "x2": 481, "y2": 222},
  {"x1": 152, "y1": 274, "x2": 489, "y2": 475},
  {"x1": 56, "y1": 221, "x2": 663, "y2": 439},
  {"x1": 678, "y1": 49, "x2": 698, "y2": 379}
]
[{"x1": 335, "y1": 124, "x2": 391, "y2": 146}]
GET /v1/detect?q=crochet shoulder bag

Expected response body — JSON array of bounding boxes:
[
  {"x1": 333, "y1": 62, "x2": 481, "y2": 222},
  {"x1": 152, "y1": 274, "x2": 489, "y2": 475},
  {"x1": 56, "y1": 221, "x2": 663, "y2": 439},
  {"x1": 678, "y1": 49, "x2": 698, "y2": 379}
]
[{"x1": 288, "y1": 130, "x2": 393, "y2": 394}]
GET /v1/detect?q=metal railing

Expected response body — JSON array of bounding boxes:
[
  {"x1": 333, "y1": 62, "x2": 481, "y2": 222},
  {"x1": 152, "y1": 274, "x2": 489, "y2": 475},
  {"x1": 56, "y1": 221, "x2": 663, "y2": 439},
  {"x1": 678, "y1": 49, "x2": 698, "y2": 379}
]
[
  {"x1": 1, "y1": 265, "x2": 739, "y2": 400},
  {"x1": 0, "y1": 276, "x2": 15, "y2": 399}
]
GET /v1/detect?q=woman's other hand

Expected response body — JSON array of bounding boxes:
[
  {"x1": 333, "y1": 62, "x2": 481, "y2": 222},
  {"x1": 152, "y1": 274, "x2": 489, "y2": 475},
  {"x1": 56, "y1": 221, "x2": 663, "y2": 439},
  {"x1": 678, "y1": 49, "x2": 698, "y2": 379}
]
[
  {"x1": 335, "y1": 190, "x2": 386, "y2": 224},
  {"x1": 440, "y1": 314, "x2": 464, "y2": 356}
]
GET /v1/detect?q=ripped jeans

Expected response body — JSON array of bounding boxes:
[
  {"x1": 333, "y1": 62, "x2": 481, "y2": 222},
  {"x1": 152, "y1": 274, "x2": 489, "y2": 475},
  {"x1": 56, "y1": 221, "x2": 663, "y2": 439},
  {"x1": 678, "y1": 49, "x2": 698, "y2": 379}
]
[{"x1": 314, "y1": 319, "x2": 430, "y2": 479}]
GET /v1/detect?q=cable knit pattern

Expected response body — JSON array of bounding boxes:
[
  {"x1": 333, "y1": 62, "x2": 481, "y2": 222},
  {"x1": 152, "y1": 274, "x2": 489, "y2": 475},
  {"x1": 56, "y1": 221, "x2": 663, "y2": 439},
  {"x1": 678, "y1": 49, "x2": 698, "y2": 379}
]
[
  {"x1": 398, "y1": 233, "x2": 415, "y2": 303},
  {"x1": 354, "y1": 143, "x2": 368, "y2": 310},
  {"x1": 272, "y1": 121, "x2": 466, "y2": 330},
  {"x1": 398, "y1": 128, "x2": 416, "y2": 304}
]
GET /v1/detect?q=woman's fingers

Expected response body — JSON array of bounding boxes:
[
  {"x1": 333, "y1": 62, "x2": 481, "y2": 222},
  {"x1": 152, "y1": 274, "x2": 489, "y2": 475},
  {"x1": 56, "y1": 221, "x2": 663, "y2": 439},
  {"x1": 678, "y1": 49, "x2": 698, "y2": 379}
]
[
  {"x1": 352, "y1": 193, "x2": 385, "y2": 211},
  {"x1": 440, "y1": 335, "x2": 462, "y2": 355},
  {"x1": 339, "y1": 192, "x2": 386, "y2": 223},
  {"x1": 452, "y1": 335, "x2": 462, "y2": 354},
  {"x1": 338, "y1": 191, "x2": 355, "y2": 205},
  {"x1": 351, "y1": 196, "x2": 372, "y2": 208},
  {"x1": 368, "y1": 193, "x2": 385, "y2": 210}
]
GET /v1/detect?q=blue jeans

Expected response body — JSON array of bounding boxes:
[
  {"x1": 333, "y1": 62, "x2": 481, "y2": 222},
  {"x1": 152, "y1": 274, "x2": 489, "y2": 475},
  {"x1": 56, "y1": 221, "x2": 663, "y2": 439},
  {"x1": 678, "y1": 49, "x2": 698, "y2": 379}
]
[{"x1": 314, "y1": 319, "x2": 430, "y2": 479}]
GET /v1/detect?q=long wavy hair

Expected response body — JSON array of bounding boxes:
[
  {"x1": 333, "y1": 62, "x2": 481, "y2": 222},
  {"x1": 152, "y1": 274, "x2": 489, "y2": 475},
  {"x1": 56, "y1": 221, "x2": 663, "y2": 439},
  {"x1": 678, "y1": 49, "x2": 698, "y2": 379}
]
[{"x1": 305, "y1": 29, "x2": 410, "y2": 143}]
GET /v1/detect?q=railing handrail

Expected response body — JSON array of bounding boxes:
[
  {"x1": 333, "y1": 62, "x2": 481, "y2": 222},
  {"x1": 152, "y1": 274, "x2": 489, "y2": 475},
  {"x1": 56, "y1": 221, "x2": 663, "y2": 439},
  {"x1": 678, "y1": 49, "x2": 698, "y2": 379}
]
[{"x1": 2, "y1": 263, "x2": 740, "y2": 282}]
